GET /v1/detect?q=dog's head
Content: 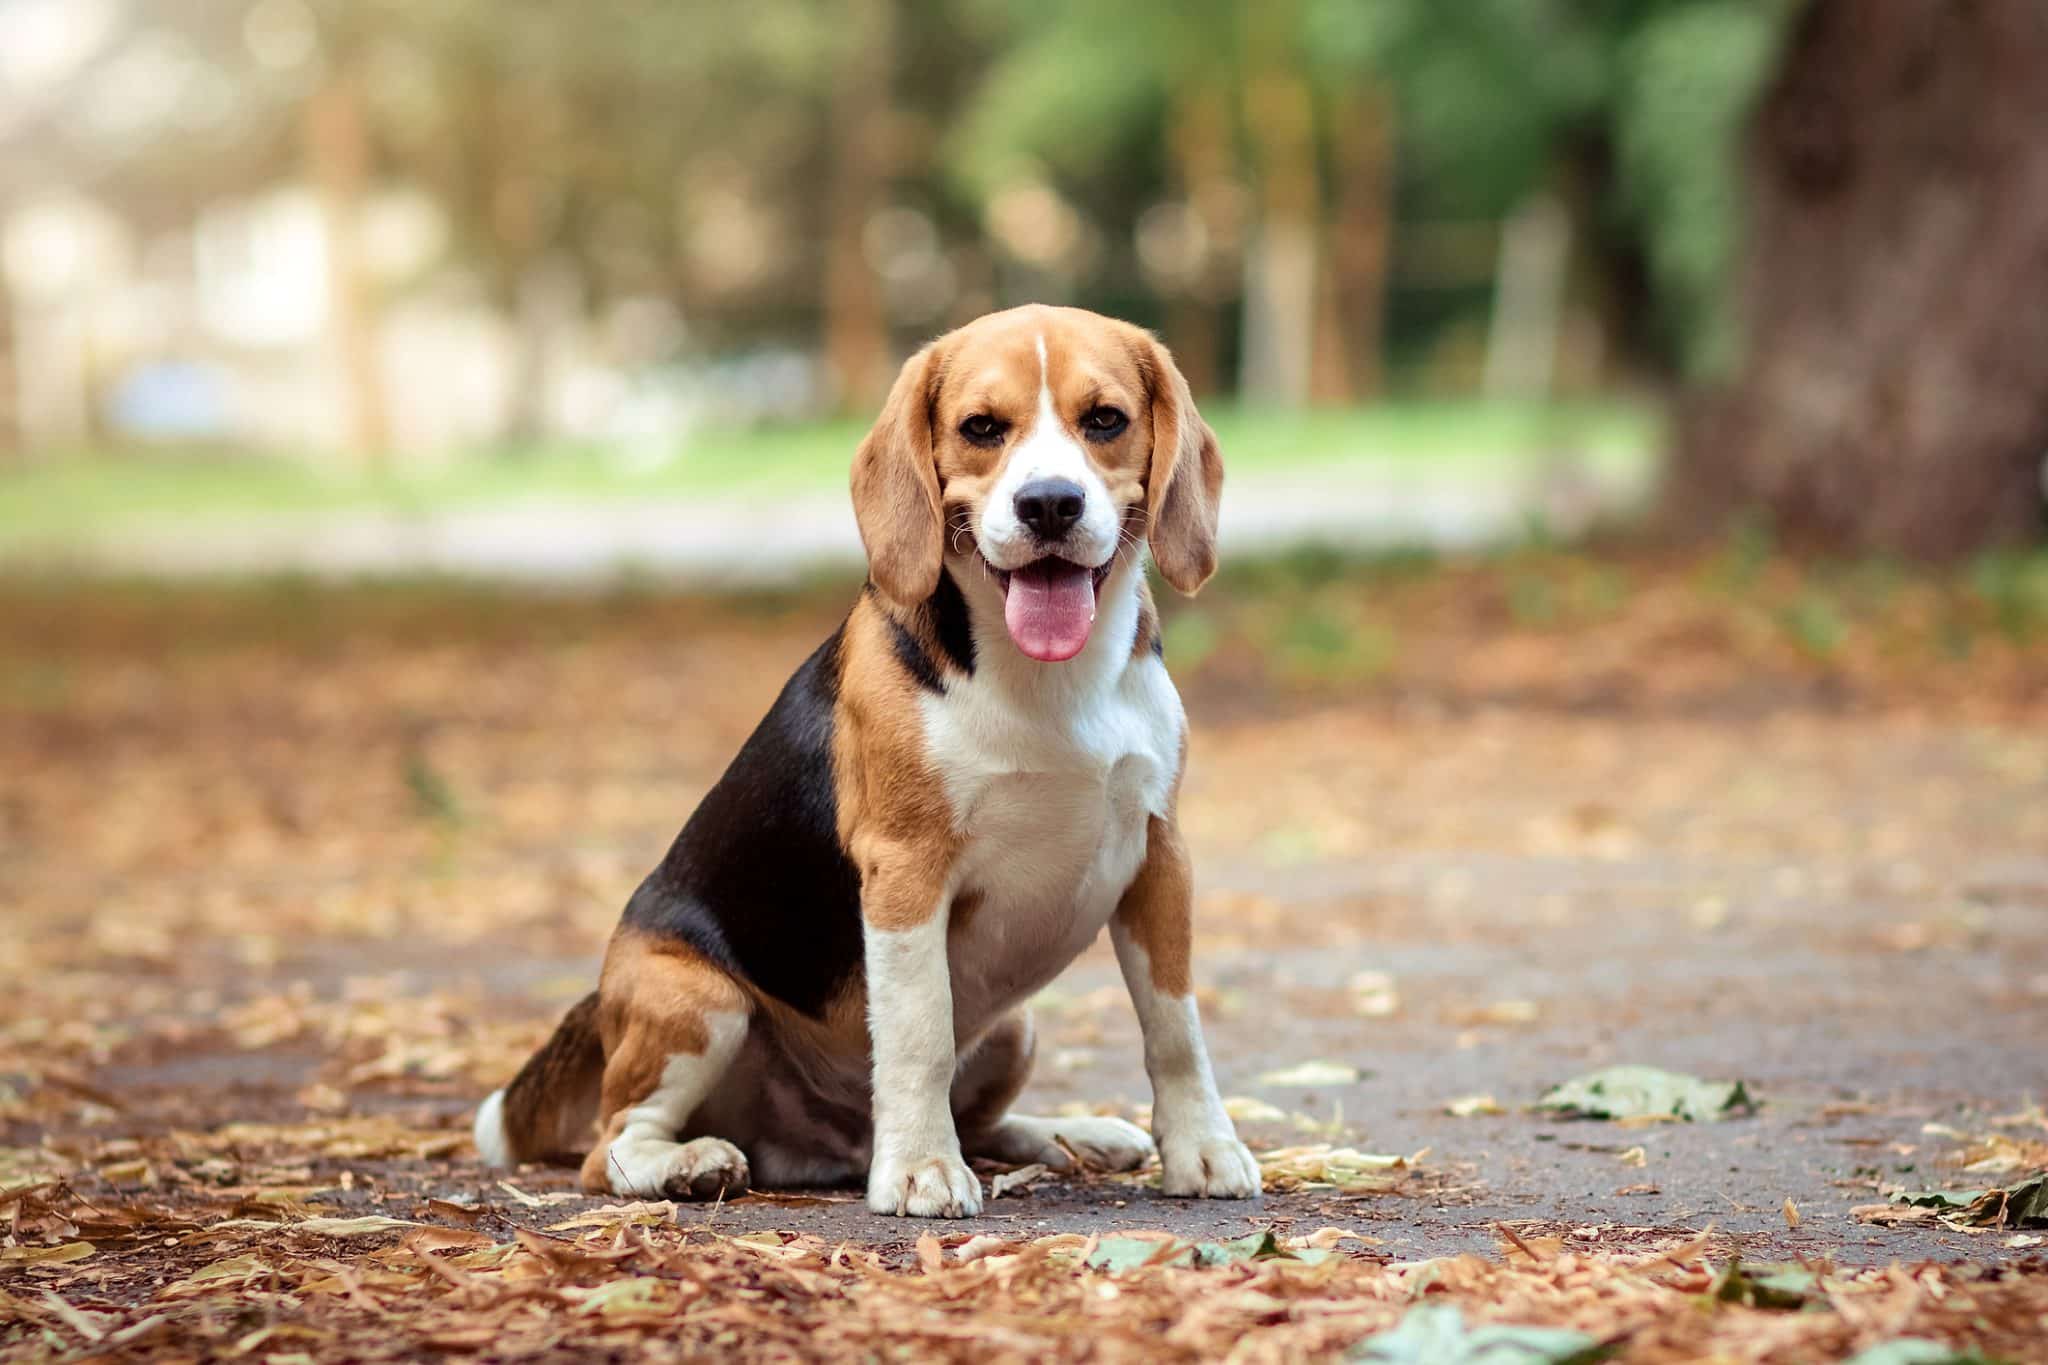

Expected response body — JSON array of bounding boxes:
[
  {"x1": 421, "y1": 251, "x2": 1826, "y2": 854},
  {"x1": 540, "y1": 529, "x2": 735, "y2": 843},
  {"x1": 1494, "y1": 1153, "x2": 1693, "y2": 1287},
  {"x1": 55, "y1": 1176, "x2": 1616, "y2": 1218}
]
[{"x1": 851, "y1": 305, "x2": 1224, "y2": 662}]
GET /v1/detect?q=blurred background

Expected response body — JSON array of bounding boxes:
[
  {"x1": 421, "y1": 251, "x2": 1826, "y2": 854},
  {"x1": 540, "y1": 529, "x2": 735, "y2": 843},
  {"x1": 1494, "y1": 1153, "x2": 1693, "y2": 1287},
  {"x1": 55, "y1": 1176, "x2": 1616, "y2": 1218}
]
[{"x1": 5, "y1": 0, "x2": 2041, "y2": 573}]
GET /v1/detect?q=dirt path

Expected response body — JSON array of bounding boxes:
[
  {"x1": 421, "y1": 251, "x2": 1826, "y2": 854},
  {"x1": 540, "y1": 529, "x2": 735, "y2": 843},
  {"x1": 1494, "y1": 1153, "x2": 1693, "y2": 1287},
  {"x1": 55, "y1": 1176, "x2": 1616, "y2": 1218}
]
[{"x1": 3, "y1": 565, "x2": 2045, "y2": 1357}]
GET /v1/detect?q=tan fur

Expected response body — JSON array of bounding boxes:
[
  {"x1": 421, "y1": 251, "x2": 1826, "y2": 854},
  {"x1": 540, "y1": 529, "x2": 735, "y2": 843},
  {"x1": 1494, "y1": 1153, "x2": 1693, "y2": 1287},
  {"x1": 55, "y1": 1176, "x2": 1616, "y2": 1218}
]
[
  {"x1": 1138, "y1": 335, "x2": 1225, "y2": 595},
  {"x1": 833, "y1": 592, "x2": 961, "y2": 930},
  {"x1": 494, "y1": 306, "x2": 1229, "y2": 1201},
  {"x1": 855, "y1": 305, "x2": 1217, "y2": 607},
  {"x1": 852, "y1": 347, "x2": 945, "y2": 607},
  {"x1": 1131, "y1": 578, "x2": 1160, "y2": 662},
  {"x1": 1114, "y1": 814, "x2": 1195, "y2": 997},
  {"x1": 579, "y1": 928, "x2": 751, "y2": 1193}
]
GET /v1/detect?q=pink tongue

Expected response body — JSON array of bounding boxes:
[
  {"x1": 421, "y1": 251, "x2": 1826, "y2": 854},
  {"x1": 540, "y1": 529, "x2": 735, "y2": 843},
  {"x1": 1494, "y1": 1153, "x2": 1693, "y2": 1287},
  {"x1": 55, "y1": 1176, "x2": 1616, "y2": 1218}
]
[{"x1": 1003, "y1": 561, "x2": 1096, "y2": 662}]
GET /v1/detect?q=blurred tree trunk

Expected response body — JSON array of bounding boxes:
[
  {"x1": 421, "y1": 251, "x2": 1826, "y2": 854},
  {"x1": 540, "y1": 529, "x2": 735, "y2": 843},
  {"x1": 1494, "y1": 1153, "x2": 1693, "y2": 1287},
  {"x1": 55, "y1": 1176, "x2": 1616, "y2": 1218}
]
[
  {"x1": 1239, "y1": 5, "x2": 1319, "y2": 409},
  {"x1": 1313, "y1": 85, "x2": 1393, "y2": 403},
  {"x1": 1162, "y1": 84, "x2": 1234, "y2": 397},
  {"x1": 306, "y1": 52, "x2": 391, "y2": 467},
  {"x1": 1669, "y1": 0, "x2": 2048, "y2": 556},
  {"x1": 822, "y1": 0, "x2": 894, "y2": 412},
  {"x1": 0, "y1": 266, "x2": 17, "y2": 459}
]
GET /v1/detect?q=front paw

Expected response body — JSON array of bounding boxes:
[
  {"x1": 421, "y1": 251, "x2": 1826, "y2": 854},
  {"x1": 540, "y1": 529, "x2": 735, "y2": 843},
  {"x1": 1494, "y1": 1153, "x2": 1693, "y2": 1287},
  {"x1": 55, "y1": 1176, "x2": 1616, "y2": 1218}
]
[
  {"x1": 1158, "y1": 1131, "x2": 1261, "y2": 1199},
  {"x1": 867, "y1": 1149, "x2": 983, "y2": 1218}
]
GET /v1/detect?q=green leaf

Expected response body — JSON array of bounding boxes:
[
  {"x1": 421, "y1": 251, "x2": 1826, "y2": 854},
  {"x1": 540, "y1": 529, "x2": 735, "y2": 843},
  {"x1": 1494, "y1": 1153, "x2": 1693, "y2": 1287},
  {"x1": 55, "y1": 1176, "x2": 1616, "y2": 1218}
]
[
  {"x1": 1348, "y1": 1304, "x2": 1611, "y2": 1364},
  {"x1": 1085, "y1": 1230, "x2": 1330, "y2": 1273},
  {"x1": 1711, "y1": 1260, "x2": 1818, "y2": 1310},
  {"x1": 1892, "y1": 1190, "x2": 1988, "y2": 1211},
  {"x1": 1843, "y1": 1340, "x2": 2007, "y2": 1365},
  {"x1": 1893, "y1": 1172, "x2": 2048, "y2": 1228},
  {"x1": 1535, "y1": 1065, "x2": 1756, "y2": 1122}
]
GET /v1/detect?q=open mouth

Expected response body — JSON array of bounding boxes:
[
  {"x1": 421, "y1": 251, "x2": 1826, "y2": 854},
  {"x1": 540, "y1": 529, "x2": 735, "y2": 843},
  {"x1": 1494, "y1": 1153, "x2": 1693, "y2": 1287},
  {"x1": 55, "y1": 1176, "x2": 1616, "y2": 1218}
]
[{"x1": 988, "y1": 555, "x2": 1111, "y2": 663}]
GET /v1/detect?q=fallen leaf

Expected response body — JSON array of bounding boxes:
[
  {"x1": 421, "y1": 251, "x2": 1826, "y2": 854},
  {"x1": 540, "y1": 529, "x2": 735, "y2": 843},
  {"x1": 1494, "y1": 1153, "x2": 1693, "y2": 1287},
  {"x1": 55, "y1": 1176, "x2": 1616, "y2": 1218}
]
[
  {"x1": 953, "y1": 1234, "x2": 1015, "y2": 1263},
  {"x1": 1350, "y1": 971, "x2": 1399, "y2": 1018},
  {"x1": 1224, "y1": 1096, "x2": 1289, "y2": 1123},
  {"x1": 1536, "y1": 1066, "x2": 1755, "y2": 1123},
  {"x1": 1783, "y1": 1197, "x2": 1800, "y2": 1229},
  {"x1": 1842, "y1": 1341, "x2": 2003, "y2": 1365},
  {"x1": 1713, "y1": 1260, "x2": 1818, "y2": 1310},
  {"x1": 291, "y1": 1215, "x2": 420, "y2": 1237},
  {"x1": 1444, "y1": 1094, "x2": 1503, "y2": 1118},
  {"x1": 1346, "y1": 1303, "x2": 1609, "y2": 1363},
  {"x1": 1893, "y1": 1172, "x2": 2048, "y2": 1228},
  {"x1": 1258, "y1": 1060, "x2": 1362, "y2": 1087},
  {"x1": 1087, "y1": 1230, "x2": 1327, "y2": 1273},
  {"x1": 1852, "y1": 1204, "x2": 1940, "y2": 1226},
  {"x1": 0, "y1": 1242, "x2": 94, "y2": 1265},
  {"x1": 1256, "y1": 1145, "x2": 1415, "y2": 1193},
  {"x1": 990, "y1": 1163, "x2": 1049, "y2": 1198}
]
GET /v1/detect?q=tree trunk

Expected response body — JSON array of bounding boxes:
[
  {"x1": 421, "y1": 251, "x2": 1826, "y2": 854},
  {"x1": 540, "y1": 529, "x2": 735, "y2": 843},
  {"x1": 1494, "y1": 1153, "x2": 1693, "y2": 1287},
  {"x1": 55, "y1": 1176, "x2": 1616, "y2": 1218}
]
[
  {"x1": 1669, "y1": 0, "x2": 2048, "y2": 556},
  {"x1": 0, "y1": 264, "x2": 18, "y2": 459},
  {"x1": 822, "y1": 0, "x2": 894, "y2": 412},
  {"x1": 306, "y1": 53, "x2": 391, "y2": 467},
  {"x1": 1161, "y1": 83, "x2": 1235, "y2": 397},
  {"x1": 1239, "y1": 3, "x2": 1320, "y2": 409},
  {"x1": 1314, "y1": 85, "x2": 1393, "y2": 403}
]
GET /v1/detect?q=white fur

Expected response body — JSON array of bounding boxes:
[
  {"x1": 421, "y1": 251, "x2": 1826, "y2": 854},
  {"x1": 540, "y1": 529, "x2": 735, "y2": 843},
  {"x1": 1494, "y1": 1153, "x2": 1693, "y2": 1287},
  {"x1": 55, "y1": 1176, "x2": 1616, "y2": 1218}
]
[
  {"x1": 973, "y1": 1113, "x2": 1156, "y2": 1171},
  {"x1": 472, "y1": 1088, "x2": 511, "y2": 1168},
  {"x1": 603, "y1": 1012, "x2": 752, "y2": 1198},
  {"x1": 928, "y1": 549, "x2": 1181, "y2": 1036},
  {"x1": 1111, "y1": 932, "x2": 1260, "y2": 1198},
  {"x1": 858, "y1": 545, "x2": 1237, "y2": 1213},
  {"x1": 975, "y1": 333, "x2": 1121, "y2": 572},
  {"x1": 866, "y1": 910, "x2": 983, "y2": 1216}
]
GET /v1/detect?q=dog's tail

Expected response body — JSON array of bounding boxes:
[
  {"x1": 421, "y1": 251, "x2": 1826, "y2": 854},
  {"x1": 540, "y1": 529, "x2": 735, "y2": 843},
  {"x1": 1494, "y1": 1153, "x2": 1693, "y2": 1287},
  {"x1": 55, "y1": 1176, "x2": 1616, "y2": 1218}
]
[{"x1": 474, "y1": 991, "x2": 604, "y2": 1168}]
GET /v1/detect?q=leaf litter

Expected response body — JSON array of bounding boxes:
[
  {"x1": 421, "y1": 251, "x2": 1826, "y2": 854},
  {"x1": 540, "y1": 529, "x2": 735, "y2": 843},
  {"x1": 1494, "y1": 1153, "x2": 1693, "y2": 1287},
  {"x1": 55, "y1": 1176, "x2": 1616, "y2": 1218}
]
[
  {"x1": 8, "y1": 1185, "x2": 2047, "y2": 1364},
  {"x1": 7, "y1": 573, "x2": 2048, "y2": 1361}
]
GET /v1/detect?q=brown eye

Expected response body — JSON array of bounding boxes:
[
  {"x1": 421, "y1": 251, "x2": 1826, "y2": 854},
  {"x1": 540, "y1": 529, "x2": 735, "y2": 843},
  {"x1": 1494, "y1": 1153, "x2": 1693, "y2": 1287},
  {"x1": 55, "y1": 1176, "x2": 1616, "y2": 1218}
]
[
  {"x1": 959, "y1": 414, "x2": 1007, "y2": 446},
  {"x1": 1080, "y1": 406, "x2": 1128, "y2": 440}
]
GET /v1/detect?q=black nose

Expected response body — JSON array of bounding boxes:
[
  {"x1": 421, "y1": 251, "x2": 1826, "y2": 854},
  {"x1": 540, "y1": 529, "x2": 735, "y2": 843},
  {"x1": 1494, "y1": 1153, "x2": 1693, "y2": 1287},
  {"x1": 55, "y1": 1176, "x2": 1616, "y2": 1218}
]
[{"x1": 1014, "y1": 478, "x2": 1086, "y2": 540}]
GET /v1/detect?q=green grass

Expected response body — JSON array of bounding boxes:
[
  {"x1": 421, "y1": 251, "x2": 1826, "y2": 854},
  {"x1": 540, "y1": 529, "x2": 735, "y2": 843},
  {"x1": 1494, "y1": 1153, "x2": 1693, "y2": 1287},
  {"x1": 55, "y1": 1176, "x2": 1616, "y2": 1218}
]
[{"x1": 0, "y1": 399, "x2": 1660, "y2": 549}]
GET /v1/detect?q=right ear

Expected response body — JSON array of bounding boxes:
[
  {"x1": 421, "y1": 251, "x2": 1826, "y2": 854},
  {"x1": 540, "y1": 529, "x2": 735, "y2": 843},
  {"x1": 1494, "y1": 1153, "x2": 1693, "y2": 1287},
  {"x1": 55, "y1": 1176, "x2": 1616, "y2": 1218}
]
[{"x1": 851, "y1": 345, "x2": 944, "y2": 607}]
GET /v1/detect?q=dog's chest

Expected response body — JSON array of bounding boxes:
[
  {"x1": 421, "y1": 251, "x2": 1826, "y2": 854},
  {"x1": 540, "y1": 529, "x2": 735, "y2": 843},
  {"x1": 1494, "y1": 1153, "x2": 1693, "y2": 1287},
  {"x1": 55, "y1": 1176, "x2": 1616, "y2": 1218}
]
[{"x1": 919, "y1": 660, "x2": 1183, "y2": 1032}]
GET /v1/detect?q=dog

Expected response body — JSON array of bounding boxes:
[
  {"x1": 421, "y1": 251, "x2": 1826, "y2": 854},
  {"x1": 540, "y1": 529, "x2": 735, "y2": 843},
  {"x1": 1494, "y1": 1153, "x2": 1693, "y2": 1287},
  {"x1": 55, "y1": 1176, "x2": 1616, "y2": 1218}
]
[{"x1": 473, "y1": 304, "x2": 1256, "y2": 1217}]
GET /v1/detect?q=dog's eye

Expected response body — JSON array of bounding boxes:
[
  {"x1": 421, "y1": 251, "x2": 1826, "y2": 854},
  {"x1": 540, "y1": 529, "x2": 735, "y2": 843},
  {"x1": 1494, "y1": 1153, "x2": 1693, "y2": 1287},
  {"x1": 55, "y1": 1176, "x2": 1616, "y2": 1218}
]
[
  {"x1": 1080, "y1": 406, "x2": 1129, "y2": 440},
  {"x1": 959, "y1": 414, "x2": 1007, "y2": 446}
]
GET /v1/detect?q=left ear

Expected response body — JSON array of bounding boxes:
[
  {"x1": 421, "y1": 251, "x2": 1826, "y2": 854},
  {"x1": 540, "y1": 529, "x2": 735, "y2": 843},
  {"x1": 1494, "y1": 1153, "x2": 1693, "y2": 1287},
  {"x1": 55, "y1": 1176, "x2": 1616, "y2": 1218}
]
[
  {"x1": 851, "y1": 345, "x2": 945, "y2": 607},
  {"x1": 1141, "y1": 335, "x2": 1225, "y2": 595}
]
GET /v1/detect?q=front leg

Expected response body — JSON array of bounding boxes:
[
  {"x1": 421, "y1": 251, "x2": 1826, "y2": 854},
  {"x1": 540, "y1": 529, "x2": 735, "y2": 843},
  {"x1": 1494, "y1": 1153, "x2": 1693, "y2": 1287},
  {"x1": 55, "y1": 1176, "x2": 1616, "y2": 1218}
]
[
  {"x1": 861, "y1": 852, "x2": 982, "y2": 1217},
  {"x1": 1111, "y1": 816, "x2": 1260, "y2": 1199}
]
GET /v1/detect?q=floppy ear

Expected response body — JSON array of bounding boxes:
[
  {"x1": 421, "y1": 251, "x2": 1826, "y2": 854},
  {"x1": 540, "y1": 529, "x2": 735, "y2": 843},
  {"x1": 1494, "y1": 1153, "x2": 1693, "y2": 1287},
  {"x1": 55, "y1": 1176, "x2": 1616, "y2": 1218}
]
[
  {"x1": 1143, "y1": 336, "x2": 1225, "y2": 595},
  {"x1": 851, "y1": 346, "x2": 944, "y2": 607}
]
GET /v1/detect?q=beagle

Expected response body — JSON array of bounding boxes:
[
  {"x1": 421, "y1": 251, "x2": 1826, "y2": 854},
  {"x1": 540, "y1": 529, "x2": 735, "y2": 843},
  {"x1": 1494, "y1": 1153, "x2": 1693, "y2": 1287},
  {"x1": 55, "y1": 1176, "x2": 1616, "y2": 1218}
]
[{"x1": 473, "y1": 304, "x2": 1256, "y2": 1217}]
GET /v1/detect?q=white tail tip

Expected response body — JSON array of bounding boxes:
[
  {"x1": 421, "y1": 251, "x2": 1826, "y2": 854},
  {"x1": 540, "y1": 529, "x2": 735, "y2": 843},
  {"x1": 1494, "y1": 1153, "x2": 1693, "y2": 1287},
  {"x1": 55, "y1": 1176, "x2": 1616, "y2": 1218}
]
[{"x1": 472, "y1": 1089, "x2": 512, "y2": 1168}]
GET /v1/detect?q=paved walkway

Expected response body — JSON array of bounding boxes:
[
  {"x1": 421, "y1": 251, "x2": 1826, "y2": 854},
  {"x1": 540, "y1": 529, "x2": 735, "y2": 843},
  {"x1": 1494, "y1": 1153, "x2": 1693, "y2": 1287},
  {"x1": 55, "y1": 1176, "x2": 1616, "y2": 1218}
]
[{"x1": 24, "y1": 461, "x2": 1642, "y2": 582}]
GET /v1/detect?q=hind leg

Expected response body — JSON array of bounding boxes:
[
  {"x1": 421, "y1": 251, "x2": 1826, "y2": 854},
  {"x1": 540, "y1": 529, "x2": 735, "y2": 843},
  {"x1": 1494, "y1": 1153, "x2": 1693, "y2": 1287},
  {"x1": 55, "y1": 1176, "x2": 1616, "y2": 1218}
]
[
  {"x1": 954, "y1": 1011, "x2": 1155, "y2": 1173},
  {"x1": 579, "y1": 933, "x2": 754, "y2": 1200}
]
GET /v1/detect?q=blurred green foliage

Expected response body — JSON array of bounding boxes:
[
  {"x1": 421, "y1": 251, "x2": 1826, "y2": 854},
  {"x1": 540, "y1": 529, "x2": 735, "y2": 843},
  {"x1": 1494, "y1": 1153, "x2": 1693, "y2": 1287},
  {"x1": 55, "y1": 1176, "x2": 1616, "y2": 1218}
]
[{"x1": 20, "y1": 0, "x2": 1793, "y2": 391}]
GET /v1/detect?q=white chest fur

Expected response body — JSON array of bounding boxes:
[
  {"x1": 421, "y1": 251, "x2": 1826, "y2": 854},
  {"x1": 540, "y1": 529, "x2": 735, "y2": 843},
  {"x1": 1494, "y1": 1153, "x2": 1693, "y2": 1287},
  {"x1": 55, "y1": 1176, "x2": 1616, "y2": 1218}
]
[{"x1": 919, "y1": 561, "x2": 1184, "y2": 1040}]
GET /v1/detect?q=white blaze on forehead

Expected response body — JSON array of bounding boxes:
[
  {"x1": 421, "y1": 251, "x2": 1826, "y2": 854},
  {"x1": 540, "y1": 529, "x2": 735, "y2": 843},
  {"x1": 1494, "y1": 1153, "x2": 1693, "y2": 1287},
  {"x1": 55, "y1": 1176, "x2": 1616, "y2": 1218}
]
[{"x1": 976, "y1": 332, "x2": 1120, "y2": 570}]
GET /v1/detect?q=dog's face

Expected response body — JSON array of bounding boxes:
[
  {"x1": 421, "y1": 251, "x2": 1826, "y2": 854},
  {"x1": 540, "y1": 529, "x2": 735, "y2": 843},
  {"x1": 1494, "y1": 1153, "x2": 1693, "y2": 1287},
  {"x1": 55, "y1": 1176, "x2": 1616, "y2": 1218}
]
[{"x1": 852, "y1": 305, "x2": 1224, "y2": 662}]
